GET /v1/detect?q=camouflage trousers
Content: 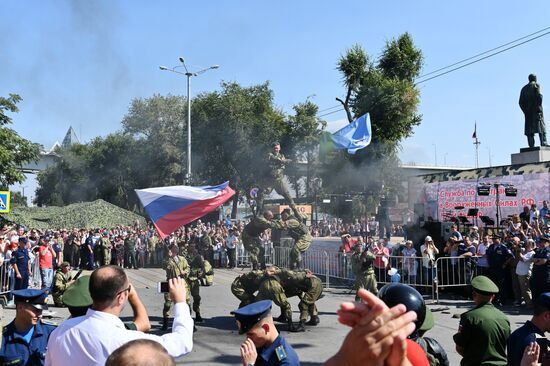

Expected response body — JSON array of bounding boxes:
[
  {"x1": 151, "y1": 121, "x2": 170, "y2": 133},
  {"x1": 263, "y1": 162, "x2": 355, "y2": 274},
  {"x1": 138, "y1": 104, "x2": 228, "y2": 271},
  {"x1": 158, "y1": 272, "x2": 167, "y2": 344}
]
[
  {"x1": 242, "y1": 232, "x2": 265, "y2": 270},
  {"x1": 256, "y1": 278, "x2": 292, "y2": 321},
  {"x1": 298, "y1": 276, "x2": 323, "y2": 322},
  {"x1": 290, "y1": 234, "x2": 312, "y2": 270},
  {"x1": 354, "y1": 268, "x2": 378, "y2": 301},
  {"x1": 257, "y1": 177, "x2": 296, "y2": 211},
  {"x1": 163, "y1": 280, "x2": 196, "y2": 318},
  {"x1": 231, "y1": 278, "x2": 255, "y2": 308},
  {"x1": 102, "y1": 249, "x2": 112, "y2": 266}
]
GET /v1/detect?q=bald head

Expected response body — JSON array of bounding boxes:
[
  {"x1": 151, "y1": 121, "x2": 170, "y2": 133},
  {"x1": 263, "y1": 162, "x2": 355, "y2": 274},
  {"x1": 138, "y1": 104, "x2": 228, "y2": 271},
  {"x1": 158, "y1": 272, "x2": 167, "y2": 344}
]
[
  {"x1": 90, "y1": 265, "x2": 128, "y2": 308},
  {"x1": 106, "y1": 339, "x2": 175, "y2": 366},
  {"x1": 263, "y1": 210, "x2": 274, "y2": 220}
]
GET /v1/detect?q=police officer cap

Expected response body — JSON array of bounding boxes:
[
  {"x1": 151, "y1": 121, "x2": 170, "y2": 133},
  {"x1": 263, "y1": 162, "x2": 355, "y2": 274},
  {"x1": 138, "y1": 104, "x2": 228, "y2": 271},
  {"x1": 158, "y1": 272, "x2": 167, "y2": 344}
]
[
  {"x1": 378, "y1": 283, "x2": 426, "y2": 334},
  {"x1": 18, "y1": 237, "x2": 28, "y2": 244},
  {"x1": 63, "y1": 275, "x2": 92, "y2": 308},
  {"x1": 12, "y1": 289, "x2": 48, "y2": 310},
  {"x1": 471, "y1": 275, "x2": 499, "y2": 295},
  {"x1": 535, "y1": 293, "x2": 550, "y2": 310},
  {"x1": 231, "y1": 300, "x2": 272, "y2": 334}
]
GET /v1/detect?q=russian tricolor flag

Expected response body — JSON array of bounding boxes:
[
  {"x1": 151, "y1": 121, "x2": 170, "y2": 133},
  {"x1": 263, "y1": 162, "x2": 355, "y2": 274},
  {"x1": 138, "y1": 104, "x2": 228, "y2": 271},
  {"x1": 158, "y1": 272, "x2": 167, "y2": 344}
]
[{"x1": 135, "y1": 181, "x2": 235, "y2": 239}]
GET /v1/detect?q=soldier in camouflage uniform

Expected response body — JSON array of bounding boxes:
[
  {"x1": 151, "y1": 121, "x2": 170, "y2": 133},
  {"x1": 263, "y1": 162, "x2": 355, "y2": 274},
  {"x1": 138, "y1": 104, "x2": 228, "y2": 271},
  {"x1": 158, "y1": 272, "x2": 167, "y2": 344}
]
[
  {"x1": 242, "y1": 210, "x2": 276, "y2": 270},
  {"x1": 198, "y1": 230, "x2": 213, "y2": 260},
  {"x1": 279, "y1": 208, "x2": 312, "y2": 270},
  {"x1": 147, "y1": 233, "x2": 158, "y2": 266},
  {"x1": 231, "y1": 270, "x2": 266, "y2": 308},
  {"x1": 256, "y1": 142, "x2": 297, "y2": 213},
  {"x1": 350, "y1": 243, "x2": 378, "y2": 301},
  {"x1": 257, "y1": 267, "x2": 323, "y2": 332},
  {"x1": 190, "y1": 254, "x2": 214, "y2": 286},
  {"x1": 162, "y1": 244, "x2": 192, "y2": 330},
  {"x1": 99, "y1": 232, "x2": 112, "y2": 266},
  {"x1": 187, "y1": 255, "x2": 206, "y2": 323}
]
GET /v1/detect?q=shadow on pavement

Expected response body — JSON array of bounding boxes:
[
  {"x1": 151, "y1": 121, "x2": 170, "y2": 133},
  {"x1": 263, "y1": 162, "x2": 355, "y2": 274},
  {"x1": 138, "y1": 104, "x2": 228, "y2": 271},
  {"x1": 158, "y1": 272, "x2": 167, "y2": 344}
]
[{"x1": 196, "y1": 316, "x2": 238, "y2": 331}]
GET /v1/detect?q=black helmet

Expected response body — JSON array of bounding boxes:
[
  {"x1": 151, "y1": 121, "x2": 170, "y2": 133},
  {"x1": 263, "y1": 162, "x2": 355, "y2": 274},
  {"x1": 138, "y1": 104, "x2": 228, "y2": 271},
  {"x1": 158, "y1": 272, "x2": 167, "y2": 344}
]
[{"x1": 378, "y1": 283, "x2": 426, "y2": 335}]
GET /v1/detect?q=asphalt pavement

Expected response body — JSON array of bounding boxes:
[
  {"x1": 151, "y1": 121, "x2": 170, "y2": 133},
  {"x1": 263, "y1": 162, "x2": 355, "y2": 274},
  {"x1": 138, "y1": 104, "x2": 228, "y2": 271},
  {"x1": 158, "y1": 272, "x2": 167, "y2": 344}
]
[{"x1": 1, "y1": 237, "x2": 535, "y2": 365}]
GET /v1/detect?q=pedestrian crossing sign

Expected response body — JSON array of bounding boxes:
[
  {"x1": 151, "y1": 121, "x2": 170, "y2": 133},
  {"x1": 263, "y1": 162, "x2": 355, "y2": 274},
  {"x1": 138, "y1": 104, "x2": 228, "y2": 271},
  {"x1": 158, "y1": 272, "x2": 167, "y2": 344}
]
[{"x1": 0, "y1": 191, "x2": 10, "y2": 213}]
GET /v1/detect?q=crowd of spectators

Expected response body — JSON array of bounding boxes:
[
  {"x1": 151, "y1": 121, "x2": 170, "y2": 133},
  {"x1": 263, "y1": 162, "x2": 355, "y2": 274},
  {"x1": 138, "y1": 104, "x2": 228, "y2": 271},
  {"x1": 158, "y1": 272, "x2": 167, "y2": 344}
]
[
  {"x1": 337, "y1": 203, "x2": 550, "y2": 308},
  {"x1": 310, "y1": 216, "x2": 405, "y2": 239}
]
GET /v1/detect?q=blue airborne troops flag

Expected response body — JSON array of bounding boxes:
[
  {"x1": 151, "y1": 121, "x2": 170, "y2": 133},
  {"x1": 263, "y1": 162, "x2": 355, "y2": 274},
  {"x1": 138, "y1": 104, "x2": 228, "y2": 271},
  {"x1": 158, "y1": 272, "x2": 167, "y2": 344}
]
[{"x1": 331, "y1": 113, "x2": 372, "y2": 154}]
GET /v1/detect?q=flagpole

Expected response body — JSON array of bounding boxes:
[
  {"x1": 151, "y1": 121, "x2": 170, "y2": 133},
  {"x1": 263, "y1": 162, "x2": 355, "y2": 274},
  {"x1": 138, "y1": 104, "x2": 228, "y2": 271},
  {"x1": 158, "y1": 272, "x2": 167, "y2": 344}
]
[{"x1": 473, "y1": 121, "x2": 480, "y2": 169}]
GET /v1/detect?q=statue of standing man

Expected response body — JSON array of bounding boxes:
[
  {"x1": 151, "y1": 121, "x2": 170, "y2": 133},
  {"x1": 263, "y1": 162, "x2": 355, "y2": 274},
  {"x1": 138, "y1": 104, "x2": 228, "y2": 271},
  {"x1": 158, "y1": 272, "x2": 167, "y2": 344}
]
[{"x1": 519, "y1": 74, "x2": 547, "y2": 148}]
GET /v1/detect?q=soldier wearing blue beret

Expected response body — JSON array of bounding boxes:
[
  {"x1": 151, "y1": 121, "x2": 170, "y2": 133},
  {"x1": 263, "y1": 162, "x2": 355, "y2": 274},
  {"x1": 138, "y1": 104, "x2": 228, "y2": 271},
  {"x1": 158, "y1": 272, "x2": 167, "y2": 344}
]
[
  {"x1": 0, "y1": 289, "x2": 57, "y2": 366},
  {"x1": 231, "y1": 300, "x2": 300, "y2": 366}
]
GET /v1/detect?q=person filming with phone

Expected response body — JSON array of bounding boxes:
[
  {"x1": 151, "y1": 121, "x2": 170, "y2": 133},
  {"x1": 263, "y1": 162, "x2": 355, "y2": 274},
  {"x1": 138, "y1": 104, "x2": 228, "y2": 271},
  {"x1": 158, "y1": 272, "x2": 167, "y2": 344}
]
[
  {"x1": 507, "y1": 293, "x2": 550, "y2": 366},
  {"x1": 45, "y1": 265, "x2": 193, "y2": 366}
]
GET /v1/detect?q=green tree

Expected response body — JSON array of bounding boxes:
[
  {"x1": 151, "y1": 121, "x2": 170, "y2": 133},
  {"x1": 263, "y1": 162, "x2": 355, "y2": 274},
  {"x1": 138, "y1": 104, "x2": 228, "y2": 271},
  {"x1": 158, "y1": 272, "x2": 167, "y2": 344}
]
[
  {"x1": 0, "y1": 94, "x2": 41, "y2": 188},
  {"x1": 324, "y1": 33, "x2": 423, "y2": 215},
  {"x1": 121, "y1": 94, "x2": 186, "y2": 186},
  {"x1": 282, "y1": 101, "x2": 325, "y2": 198},
  {"x1": 10, "y1": 191, "x2": 27, "y2": 207},
  {"x1": 191, "y1": 82, "x2": 287, "y2": 216}
]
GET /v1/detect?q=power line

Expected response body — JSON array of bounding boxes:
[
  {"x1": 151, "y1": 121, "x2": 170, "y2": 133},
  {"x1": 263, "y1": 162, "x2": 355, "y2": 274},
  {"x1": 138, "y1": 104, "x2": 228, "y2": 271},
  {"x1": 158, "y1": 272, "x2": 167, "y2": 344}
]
[
  {"x1": 318, "y1": 26, "x2": 550, "y2": 115},
  {"x1": 416, "y1": 30, "x2": 550, "y2": 84},
  {"x1": 317, "y1": 104, "x2": 341, "y2": 113},
  {"x1": 418, "y1": 26, "x2": 550, "y2": 79},
  {"x1": 318, "y1": 108, "x2": 344, "y2": 118}
]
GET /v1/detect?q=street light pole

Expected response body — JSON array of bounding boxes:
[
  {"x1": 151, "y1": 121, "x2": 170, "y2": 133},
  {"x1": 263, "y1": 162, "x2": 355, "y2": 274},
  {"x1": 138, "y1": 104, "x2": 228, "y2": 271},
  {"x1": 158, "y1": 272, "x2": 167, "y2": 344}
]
[
  {"x1": 159, "y1": 59, "x2": 219, "y2": 184},
  {"x1": 186, "y1": 72, "x2": 192, "y2": 183}
]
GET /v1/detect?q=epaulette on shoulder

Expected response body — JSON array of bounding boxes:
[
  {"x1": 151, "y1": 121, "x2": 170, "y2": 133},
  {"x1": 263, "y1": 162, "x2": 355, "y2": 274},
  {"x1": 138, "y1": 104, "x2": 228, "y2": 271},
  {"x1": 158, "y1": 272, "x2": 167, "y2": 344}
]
[
  {"x1": 41, "y1": 319, "x2": 59, "y2": 327},
  {"x1": 275, "y1": 345, "x2": 287, "y2": 361}
]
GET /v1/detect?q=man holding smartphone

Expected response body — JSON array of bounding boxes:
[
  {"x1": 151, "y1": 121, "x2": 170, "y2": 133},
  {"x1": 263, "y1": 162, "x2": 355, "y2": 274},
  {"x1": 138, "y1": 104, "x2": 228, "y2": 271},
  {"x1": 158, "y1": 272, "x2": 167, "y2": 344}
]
[
  {"x1": 46, "y1": 266, "x2": 193, "y2": 366},
  {"x1": 507, "y1": 292, "x2": 550, "y2": 366}
]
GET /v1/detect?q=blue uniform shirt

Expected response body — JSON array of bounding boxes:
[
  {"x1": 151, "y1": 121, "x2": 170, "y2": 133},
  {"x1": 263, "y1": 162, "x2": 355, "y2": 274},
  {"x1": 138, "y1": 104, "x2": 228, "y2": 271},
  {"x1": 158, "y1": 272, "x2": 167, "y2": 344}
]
[
  {"x1": 10, "y1": 249, "x2": 30, "y2": 274},
  {"x1": 506, "y1": 320, "x2": 545, "y2": 366},
  {"x1": 256, "y1": 335, "x2": 300, "y2": 366},
  {"x1": 486, "y1": 243, "x2": 513, "y2": 269},
  {"x1": 0, "y1": 320, "x2": 56, "y2": 366}
]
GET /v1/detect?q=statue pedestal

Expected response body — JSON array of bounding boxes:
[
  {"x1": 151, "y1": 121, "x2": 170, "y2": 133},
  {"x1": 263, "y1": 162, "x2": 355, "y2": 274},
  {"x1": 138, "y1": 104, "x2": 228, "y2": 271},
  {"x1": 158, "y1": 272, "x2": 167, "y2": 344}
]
[{"x1": 511, "y1": 146, "x2": 550, "y2": 165}]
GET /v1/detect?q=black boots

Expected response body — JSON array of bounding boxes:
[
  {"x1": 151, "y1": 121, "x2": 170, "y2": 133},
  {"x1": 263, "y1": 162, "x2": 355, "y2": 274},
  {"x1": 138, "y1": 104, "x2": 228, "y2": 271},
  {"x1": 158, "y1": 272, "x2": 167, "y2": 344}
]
[
  {"x1": 305, "y1": 316, "x2": 320, "y2": 326},
  {"x1": 288, "y1": 320, "x2": 305, "y2": 332},
  {"x1": 274, "y1": 314, "x2": 288, "y2": 323},
  {"x1": 195, "y1": 313, "x2": 204, "y2": 323},
  {"x1": 161, "y1": 318, "x2": 169, "y2": 331}
]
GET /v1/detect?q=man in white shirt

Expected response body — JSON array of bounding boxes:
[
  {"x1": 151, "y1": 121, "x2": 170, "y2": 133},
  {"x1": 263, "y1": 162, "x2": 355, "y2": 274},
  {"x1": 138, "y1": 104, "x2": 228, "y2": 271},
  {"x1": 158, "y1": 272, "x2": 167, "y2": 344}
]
[
  {"x1": 45, "y1": 265, "x2": 193, "y2": 366},
  {"x1": 226, "y1": 229, "x2": 238, "y2": 269},
  {"x1": 516, "y1": 239, "x2": 535, "y2": 307}
]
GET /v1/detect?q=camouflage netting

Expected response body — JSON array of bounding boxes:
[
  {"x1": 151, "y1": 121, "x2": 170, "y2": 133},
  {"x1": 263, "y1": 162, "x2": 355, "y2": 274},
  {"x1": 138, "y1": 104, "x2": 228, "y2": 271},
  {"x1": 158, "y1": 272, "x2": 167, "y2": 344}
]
[{"x1": 0, "y1": 199, "x2": 146, "y2": 229}]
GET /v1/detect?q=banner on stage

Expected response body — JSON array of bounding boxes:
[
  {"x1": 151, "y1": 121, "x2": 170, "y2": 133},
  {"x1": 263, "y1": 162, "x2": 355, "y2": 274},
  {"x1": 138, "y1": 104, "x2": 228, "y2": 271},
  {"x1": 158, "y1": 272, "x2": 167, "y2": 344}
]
[{"x1": 416, "y1": 172, "x2": 550, "y2": 223}]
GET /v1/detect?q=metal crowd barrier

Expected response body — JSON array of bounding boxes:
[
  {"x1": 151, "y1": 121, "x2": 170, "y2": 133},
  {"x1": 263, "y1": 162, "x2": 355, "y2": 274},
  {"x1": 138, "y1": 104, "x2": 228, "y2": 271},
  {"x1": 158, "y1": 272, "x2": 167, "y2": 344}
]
[
  {"x1": 234, "y1": 244, "x2": 484, "y2": 301},
  {"x1": 433, "y1": 256, "x2": 487, "y2": 303},
  {"x1": 30, "y1": 257, "x2": 41, "y2": 289},
  {"x1": 0, "y1": 261, "x2": 12, "y2": 304}
]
